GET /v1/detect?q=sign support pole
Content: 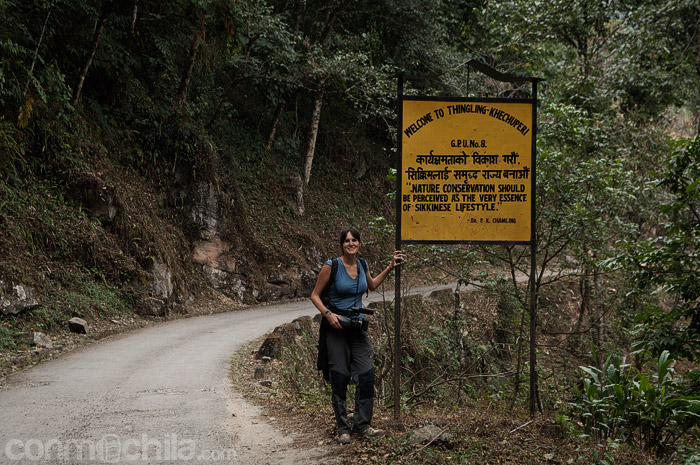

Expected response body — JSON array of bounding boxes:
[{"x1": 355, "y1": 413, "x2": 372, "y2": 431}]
[
  {"x1": 394, "y1": 74, "x2": 404, "y2": 421},
  {"x1": 529, "y1": 79, "x2": 539, "y2": 416}
]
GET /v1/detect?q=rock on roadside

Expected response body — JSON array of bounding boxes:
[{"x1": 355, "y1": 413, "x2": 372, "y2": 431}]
[
  {"x1": 68, "y1": 317, "x2": 89, "y2": 335},
  {"x1": 410, "y1": 424, "x2": 454, "y2": 446}
]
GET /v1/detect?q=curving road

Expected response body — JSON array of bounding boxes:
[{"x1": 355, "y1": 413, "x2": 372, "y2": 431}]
[
  {"x1": 0, "y1": 299, "x2": 323, "y2": 464},
  {"x1": 0, "y1": 282, "x2": 456, "y2": 464}
]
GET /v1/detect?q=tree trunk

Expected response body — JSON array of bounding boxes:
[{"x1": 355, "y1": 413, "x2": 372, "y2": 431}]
[
  {"x1": 509, "y1": 307, "x2": 527, "y2": 410},
  {"x1": 576, "y1": 272, "x2": 591, "y2": 333},
  {"x1": 693, "y1": 6, "x2": 700, "y2": 136},
  {"x1": 174, "y1": 13, "x2": 205, "y2": 109},
  {"x1": 72, "y1": 1, "x2": 110, "y2": 106},
  {"x1": 302, "y1": 86, "x2": 324, "y2": 185},
  {"x1": 24, "y1": 6, "x2": 52, "y2": 97},
  {"x1": 127, "y1": 0, "x2": 139, "y2": 52},
  {"x1": 267, "y1": 101, "x2": 286, "y2": 148},
  {"x1": 291, "y1": 172, "x2": 305, "y2": 216},
  {"x1": 594, "y1": 268, "x2": 605, "y2": 346},
  {"x1": 130, "y1": 0, "x2": 139, "y2": 37},
  {"x1": 453, "y1": 280, "x2": 464, "y2": 406},
  {"x1": 584, "y1": 268, "x2": 603, "y2": 365}
]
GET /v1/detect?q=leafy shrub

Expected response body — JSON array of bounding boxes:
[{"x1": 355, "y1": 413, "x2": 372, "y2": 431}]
[
  {"x1": 0, "y1": 325, "x2": 17, "y2": 351},
  {"x1": 278, "y1": 322, "x2": 329, "y2": 408},
  {"x1": 492, "y1": 278, "x2": 521, "y2": 347},
  {"x1": 573, "y1": 351, "x2": 700, "y2": 456}
]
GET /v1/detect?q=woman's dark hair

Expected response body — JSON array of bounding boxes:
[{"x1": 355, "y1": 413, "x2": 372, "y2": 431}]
[{"x1": 339, "y1": 227, "x2": 361, "y2": 250}]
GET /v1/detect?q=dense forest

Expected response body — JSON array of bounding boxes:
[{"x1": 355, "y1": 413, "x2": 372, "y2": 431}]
[{"x1": 1, "y1": 0, "x2": 699, "y2": 462}]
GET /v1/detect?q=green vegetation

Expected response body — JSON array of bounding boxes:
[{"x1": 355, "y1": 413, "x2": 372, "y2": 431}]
[
  {"x1": 617, "y1": 137, "x2": 700, "y2": 361},
  {"x1": 277, "y1": 321, "x2": 330, "y2": 409},
  {"x1": 1, "y1": 0, "x2": 700, "y2": 461},
  {"x1": 575, "y1": 351, "x2": 700, "y2": 455},
  {"x1": 243, "y1": 288, "x2": 694, "y2": 464},
  {"x1": 0, "y1": 326, "x2": 17, "y2": 351}
]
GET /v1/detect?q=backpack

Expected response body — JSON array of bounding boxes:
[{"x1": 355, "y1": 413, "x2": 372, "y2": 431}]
[{"x1": 320, "y1": 257, "x2": 368, "y2": 308}]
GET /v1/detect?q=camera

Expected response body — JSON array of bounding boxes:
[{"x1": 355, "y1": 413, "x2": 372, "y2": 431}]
[
  {"x1": 336, "y1": 307, "x2": 374, "y2": 332},
  {"x1": 337, "y1": 315, "x2": 367, "y2": 331}
]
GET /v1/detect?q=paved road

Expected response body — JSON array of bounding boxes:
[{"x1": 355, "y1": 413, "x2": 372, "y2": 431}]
[
  {"x1": 0, "y1": 282, "x2": 458, "y2": 465},
  {"x1": 0, "y1": 299, "x2": 324, "y2": 464}
]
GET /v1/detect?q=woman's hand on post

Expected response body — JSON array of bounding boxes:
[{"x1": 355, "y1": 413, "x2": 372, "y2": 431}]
[{"x1": 390, "y1": 250, "x2": 406, "y2": 270}]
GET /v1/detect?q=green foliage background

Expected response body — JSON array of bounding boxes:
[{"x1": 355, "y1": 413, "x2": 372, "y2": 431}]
[{"x1": 1, "y1": 0, "x2": 699, "y2": 459}]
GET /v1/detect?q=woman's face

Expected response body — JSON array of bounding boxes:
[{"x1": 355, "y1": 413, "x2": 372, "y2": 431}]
[{"x1": 342, "y1": 232, "x2": 360, "y2": 256}]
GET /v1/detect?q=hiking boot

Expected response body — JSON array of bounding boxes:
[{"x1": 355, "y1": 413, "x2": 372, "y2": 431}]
[
  {"x1": 337, "y1": 433, "x2": 351, "y2": 445},
  {"x1": 359, "y1": 427, "x2": 384, "y2": 438}
]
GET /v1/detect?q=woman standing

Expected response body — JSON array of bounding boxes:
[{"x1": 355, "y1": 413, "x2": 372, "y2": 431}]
[{"x1": 310, "y1": 227, "x2": 404, "y2": 444}]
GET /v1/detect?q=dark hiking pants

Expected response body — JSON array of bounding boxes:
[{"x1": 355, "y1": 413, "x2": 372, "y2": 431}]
[{"x1": 326, "y1": 327, "x2": 375, "y2": 435}]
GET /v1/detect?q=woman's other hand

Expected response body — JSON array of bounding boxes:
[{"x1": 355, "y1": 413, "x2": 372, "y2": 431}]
[{"x1": 326, "y1": 311, "x2": 343, "y2": 330}]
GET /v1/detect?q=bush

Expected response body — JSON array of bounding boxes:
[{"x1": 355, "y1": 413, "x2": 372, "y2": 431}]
[
  {"x1": 277, "y1": 322, "x2": 330, "y2": 408},
  {"x1": 0, "y1": 325, "x2": 17, "y2": 351},
  {"x1": 573, "y1": 351, "x2": 700, "y2": 456}
]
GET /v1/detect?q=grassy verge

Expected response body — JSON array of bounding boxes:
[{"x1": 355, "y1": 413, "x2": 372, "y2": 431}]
[{"x1": 230, "y1": 282, "x2": 697, "y2": 465}]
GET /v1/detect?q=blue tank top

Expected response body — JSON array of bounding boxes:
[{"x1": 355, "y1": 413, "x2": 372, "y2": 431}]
[{"x1": 325, "y1": 258, "x2": 368, "y2": 310}]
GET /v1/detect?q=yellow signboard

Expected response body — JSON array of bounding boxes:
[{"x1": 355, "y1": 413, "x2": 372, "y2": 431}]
[{"x1": 400, "y1": 98, "x2": 534, "y2": 242}]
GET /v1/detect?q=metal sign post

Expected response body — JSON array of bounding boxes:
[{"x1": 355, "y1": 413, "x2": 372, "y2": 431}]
[
  {"x1": 394, "y1": 61, "x2": 543, "y2": 419},
  {"x1": 394, "y1": 74, "x2": 404, "y2": 421},
  {"x1": 529, "y1": 79, "x2": 539, "y2": 415}
]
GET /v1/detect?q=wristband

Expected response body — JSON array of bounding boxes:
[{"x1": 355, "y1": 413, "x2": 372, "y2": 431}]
[{"x1": 323, "y1": 309, "x2": 331, "y2": 316}]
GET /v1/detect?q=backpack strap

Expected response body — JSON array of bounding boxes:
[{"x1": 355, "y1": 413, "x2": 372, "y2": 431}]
[
  {"x1": 330, "y1": 258, "x2": 339, "y2": 286},
  {"x1": 358, "y1": 258, "x2": 369, "y2": 298},
  {"x1": 358, "y1": 257, "x2": 368, "y2": 272},
  {"x1": 321, "y1": 258, "x2": 339, "y2": 307}
]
